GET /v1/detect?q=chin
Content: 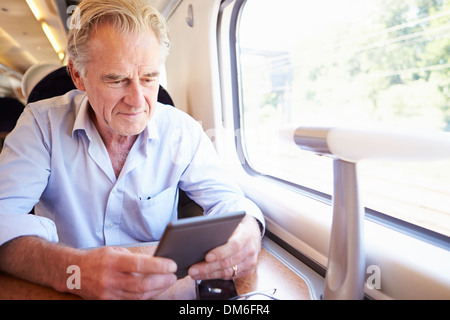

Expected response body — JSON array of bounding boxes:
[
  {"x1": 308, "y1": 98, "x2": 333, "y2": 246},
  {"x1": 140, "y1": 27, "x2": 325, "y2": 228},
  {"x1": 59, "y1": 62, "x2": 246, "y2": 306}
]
[{"x1": 114, "y1": 121, "x2": 147, "y2": 137}]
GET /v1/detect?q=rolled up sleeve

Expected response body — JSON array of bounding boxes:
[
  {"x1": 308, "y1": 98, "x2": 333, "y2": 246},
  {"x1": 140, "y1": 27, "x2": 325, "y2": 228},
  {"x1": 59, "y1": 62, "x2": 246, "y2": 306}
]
[
  {"x1": 0, "y1": 213, "x2": 58, "y2": 246},
  {"x1": 0, "y1": 105, "x2": 55, "y2": 246}
]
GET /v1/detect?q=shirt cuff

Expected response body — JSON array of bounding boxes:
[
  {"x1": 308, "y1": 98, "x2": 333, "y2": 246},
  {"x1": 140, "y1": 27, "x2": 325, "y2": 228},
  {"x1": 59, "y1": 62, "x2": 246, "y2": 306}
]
[{"x1": 0, "y1": 214, "x2": 59, "y2": 246}]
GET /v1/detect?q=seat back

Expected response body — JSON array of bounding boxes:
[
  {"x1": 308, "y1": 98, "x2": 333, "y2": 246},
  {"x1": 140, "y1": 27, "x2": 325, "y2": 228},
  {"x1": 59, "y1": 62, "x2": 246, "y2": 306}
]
[
  {"x1": 21, "y1": 63, "x2": 60, "y2": 101},
  {"x1": 27, "y1": 67, "x2": 76, "y2": 104},
  {"x1": 0, "y1": 97, "x2": 25, "y2": 151}
]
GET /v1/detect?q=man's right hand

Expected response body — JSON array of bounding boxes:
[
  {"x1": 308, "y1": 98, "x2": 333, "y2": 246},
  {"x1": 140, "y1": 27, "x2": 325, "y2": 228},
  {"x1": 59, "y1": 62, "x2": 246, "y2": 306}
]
[
  {"x1": 0, "y1": 236, "x2": 177, "y2": 300},
  {"x1": 74, "y1": 246, "x2": 177, "y2": 299}
]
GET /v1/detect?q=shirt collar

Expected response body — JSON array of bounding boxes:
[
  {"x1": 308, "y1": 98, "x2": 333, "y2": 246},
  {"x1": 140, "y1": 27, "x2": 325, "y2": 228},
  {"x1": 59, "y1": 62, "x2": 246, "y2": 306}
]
[
  {"x1": 71, "y1": 91, "x2": 94, "y2": 139},
  {"x1": 144, "y1": 104, "x2": 161, "y2": 142}
]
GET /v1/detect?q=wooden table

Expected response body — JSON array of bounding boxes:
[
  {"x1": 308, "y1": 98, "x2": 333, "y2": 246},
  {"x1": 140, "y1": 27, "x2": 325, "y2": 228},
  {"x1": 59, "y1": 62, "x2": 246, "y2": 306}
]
[{"x1": 0, "y1": 244, "x2": 311, "y2": 300}]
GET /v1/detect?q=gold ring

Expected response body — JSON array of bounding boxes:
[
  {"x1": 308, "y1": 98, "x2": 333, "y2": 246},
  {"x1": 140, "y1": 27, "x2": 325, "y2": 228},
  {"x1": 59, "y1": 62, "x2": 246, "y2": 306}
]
[{"x1": 232, "y1": 265, "x2": 238, "y2": 278}]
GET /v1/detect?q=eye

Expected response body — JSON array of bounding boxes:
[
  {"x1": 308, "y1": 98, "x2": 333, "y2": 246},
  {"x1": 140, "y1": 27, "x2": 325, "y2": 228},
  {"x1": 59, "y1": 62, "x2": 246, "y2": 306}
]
[
  {"x1": 141, "y1": 77, "x2": 156, "y2": 86},
  {"x1": 103, "y1": 77, "x2": 127, "y2": 88}
]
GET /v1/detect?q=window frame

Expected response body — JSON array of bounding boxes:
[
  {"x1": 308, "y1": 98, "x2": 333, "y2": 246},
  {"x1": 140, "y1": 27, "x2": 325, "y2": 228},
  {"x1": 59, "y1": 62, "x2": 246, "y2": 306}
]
[{"x1": 228, "y1": 0, "x2": 450, "y2": 251}]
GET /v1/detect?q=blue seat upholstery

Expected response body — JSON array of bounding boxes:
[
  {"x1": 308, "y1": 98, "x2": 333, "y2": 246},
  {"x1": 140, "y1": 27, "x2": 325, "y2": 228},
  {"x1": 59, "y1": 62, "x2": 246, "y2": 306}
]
[
  {"x1": 0, "y1": 97, "x2": 25, "y2": 151},
  {"x1": 0, "y1": 97, "x2": 25, "y2": 132}
]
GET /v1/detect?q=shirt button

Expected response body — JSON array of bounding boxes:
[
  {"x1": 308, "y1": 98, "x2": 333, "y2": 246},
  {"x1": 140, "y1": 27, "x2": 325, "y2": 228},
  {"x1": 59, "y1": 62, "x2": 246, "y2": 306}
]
[{"x1": 107, "y1": 222, "x2": 114, "y2": 228}]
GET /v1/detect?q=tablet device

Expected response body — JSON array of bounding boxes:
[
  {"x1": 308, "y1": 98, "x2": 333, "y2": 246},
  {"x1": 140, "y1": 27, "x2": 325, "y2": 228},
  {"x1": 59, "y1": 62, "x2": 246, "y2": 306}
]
[{"x1": 154, "y1": 211, "x2": 245, "y2": 278}]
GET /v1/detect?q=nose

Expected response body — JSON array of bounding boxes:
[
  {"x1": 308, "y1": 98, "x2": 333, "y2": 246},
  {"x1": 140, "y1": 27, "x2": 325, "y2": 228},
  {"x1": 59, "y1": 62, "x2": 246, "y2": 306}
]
[{"x1": 123, "y1": 80, "x2": 146, "y2": 108}]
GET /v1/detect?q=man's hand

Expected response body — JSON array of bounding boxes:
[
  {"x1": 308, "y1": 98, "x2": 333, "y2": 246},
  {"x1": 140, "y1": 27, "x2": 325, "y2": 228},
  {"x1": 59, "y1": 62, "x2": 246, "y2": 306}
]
[
  {"x1": 188, "y1": 215, "x2": 262, "y2": 280},
  {"x1": 0, "y1": 236, "x2": 177, "y2": 300},
  {"x1": 74, "y1": 246, "x2": 177, "y2": 299}
]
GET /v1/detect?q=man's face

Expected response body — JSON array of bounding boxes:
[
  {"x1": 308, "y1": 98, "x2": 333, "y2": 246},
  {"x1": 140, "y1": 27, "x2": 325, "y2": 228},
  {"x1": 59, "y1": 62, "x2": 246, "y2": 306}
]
[{"x1": 72, "y1": 24, "x2": 161, "y2": 138}]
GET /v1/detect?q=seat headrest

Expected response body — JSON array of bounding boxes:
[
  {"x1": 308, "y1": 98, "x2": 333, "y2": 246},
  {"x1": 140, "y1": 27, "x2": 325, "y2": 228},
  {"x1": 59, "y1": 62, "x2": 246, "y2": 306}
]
[
  {"x1": 27, "y1": 66, "x2": 77, "y2": 104},
  {"x1": 21, "y1": 63, "x2": 60, "y2": 100}
]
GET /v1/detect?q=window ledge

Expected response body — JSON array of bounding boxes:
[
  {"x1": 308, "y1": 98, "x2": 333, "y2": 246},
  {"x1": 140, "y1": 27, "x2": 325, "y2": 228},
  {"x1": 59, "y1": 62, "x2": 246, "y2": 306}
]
[{"x1": 237, "y1": 171, "x2": 450, "y2": 299}]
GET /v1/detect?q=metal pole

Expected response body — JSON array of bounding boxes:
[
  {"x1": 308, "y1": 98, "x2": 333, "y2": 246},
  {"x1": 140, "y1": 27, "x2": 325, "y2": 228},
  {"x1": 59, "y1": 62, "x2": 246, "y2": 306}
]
[{"x1": 323, "y1": 159, "x2": 365, "y2": 299}]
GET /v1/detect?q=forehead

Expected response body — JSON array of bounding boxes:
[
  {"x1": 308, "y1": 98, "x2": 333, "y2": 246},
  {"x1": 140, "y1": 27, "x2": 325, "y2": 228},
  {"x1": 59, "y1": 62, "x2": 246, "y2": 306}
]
[{"x1": 87, "y1": 24, "x2": 161, "y2": 72}]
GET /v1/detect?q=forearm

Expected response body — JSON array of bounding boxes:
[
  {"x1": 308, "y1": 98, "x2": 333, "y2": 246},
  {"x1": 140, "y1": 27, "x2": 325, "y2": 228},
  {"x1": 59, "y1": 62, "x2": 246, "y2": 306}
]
[
  {"x1": 0, "y1": 236, "x2": 83, "y2": 293},
  {"x1": 0, "y1": 236, "x2": 178, "y2": 299}
]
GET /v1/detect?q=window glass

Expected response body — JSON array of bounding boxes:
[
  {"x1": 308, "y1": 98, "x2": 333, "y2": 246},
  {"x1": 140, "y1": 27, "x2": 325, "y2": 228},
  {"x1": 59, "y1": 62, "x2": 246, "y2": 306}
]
[{"x1": 237, "y1": 0, "x2": 450, "y2": 237}]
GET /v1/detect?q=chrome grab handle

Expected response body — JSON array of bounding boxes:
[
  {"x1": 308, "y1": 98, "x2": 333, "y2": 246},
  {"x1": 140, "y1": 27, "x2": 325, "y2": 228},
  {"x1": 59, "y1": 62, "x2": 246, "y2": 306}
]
[{"x1": 293, "y1": 126, "x2": 450, "y2": 299}]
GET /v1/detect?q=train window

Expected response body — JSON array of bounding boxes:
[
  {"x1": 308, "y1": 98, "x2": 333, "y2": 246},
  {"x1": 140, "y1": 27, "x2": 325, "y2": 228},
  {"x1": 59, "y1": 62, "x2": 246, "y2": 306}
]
[{"x1": 236, "y1": 0, "x2": 450, "y2": 237}]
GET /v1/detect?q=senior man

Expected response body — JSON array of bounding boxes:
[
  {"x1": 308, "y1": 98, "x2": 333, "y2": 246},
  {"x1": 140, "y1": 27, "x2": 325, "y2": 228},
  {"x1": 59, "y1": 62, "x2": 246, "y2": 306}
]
[{"x1": 0, "y1": 0, "x2": 263, "y2": 299}]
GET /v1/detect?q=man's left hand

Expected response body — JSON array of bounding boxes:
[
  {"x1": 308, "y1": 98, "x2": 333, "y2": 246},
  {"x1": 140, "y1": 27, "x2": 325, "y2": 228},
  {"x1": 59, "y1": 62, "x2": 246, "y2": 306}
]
[{"x1": 188, "y1": 214, "x2": 262, "y2": 280}]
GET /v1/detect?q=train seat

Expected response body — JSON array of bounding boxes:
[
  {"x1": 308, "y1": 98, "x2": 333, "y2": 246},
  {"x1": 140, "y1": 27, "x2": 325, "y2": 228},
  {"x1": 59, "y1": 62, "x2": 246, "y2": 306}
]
[{"x1": 0, "y1": 97, "x2": 25, "y2": 151}]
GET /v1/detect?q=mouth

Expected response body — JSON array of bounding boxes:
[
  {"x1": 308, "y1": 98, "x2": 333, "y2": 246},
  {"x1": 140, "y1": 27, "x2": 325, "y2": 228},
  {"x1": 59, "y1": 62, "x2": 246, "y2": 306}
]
[{"x1": 119, "y1": 111, "x2": 145, "y2": 118}]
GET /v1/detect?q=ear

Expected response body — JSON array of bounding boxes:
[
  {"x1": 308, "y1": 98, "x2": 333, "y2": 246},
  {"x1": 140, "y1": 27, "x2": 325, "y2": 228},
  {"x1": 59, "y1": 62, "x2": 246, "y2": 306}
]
[{"x1": 68, "y1": 59, "x2": 86, "y2": 91}]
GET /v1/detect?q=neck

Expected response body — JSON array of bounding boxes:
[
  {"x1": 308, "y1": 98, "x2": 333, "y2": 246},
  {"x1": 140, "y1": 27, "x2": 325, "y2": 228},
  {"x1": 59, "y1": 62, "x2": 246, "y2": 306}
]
[
  {"x1": 104, "y1": 134, "x2": 138, "y2": 178},
  {"x1": 89, "y1": 106, "x2": 138, "y2": 177}
]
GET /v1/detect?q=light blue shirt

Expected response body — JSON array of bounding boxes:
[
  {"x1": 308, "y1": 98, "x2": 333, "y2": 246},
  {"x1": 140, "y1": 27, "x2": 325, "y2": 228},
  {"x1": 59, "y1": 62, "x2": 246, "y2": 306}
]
[{"x1": 0, "y1": 90, "x2": 264, "y2": 248}]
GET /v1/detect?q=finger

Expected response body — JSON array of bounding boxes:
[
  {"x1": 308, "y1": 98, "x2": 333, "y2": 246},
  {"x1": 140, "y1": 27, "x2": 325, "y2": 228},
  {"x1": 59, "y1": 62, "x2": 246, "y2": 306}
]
[
  {"x1": 98, "y1": 263, "x2": 177, "y2": 300},
  {"x1": 205, "y1": 228, "x2": 244, "y2": 263},
  {"x1": 189, "y1": 260, "x2": 255, "y2": 280},
  {"x1": 188, "y1": 249, "x2": 243, "y2": 280},
  {"x1": 115, "y1": 252, "x2": 177, "y2": 274},
  {"x1": 85, "y1": 246, "x2": 176, "y2": 274},
  {"x1": 189, "y1": 239, "x2": 259, "y2": 280},
  {"x1": 188, "y1": 259, "x2": 227, "y2": 279},
  {"x1": 119, "y1": 273, "x2": 177, "y2": 299},
  {"x1": 93, "y1": 277, "x2": 176, "y2": 300},
  {"x1": 205, "y1": 215, "x2": 260, "y2": 262}
]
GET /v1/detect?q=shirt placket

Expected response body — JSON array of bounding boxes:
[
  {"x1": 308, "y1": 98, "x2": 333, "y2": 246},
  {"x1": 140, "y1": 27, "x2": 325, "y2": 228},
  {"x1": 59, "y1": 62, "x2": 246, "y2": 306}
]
[
  {"x1": 102, "y1": 133, "x2": 148, "y2": 246},
  {"x1": 103, "y1": 182, "x2": 124, "y2": 245}
]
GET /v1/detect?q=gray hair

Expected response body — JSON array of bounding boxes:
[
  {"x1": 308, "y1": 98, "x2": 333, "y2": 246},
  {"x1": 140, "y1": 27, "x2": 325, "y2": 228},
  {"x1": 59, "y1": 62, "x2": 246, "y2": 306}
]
[{"x1": 67, "y1": 0, "x2": 170, "y2": 76}]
